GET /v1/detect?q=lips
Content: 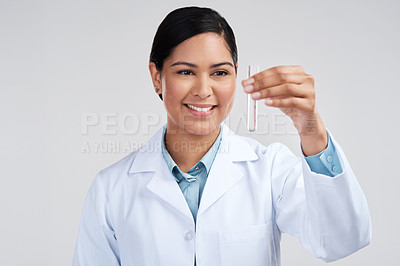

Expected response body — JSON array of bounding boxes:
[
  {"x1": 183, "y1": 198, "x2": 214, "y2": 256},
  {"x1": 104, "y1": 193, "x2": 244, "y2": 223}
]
[
  {"x1": 186, "y1": 104, "x2": 214, "y2": 112},
  {"x1": 184, "y1": 103, "x2": 217, "y2": 117}
]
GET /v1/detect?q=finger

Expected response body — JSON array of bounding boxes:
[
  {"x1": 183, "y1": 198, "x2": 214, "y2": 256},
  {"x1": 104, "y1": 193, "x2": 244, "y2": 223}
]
[
  {"x1": 243, "y1": 65, "x2": 306, "y2": 86},
  {"x1": 250, "y1": 83, "x2": 312, "y2": 100},
  {"x1": 243, "y1": 73, "x2": 312, "y2": 93},
  {"x1": 264, "y1": 97, "x2": 315, "y2": 113},
  {"x1": 242, "y1": 66, "x2": 305, "y2": 87}
]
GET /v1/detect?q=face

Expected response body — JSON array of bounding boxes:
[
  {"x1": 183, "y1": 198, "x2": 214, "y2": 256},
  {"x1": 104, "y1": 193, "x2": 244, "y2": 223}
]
[{"x1": 150, "y1": 32, "x2": 237, "y2": 136}]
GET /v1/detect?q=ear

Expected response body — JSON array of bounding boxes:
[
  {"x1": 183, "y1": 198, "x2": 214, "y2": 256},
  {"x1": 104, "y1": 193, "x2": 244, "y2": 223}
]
[{"x1": 149, "y1": 62, "x2": 162, "y2": 95}]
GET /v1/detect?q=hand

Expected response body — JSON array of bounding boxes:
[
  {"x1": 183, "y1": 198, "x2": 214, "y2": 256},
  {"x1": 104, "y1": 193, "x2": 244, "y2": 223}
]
[{"x1": 241, "y1": 65, "x2": 328, "y2": 156}]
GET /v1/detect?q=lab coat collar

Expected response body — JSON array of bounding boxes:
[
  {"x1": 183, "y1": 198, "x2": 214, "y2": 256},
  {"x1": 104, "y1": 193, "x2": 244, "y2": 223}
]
[
  {"x1": 129, "y1": 123, "x2": 257, "y2": 174},
  {"x1": 128, "y1": 123, "x2": 259, "y2": 222}
]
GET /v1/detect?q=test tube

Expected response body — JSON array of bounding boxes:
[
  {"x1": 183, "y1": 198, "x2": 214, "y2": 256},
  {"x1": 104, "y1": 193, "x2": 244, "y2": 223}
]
[{"x1": 247, "y1": 65, "x2": 259, "y2": 132}]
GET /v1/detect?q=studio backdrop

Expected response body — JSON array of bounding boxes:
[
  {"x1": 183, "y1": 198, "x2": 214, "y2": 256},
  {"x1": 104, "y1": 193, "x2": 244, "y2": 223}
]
[{"x1": 1, "y1": 0, "x2": 399, "y2": 265}]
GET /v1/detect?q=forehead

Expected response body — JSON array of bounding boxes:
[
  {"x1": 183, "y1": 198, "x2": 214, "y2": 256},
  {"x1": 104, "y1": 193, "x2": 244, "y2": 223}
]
[{"x1": 167, "y1": 32, "x2": 233, "y2": 64}]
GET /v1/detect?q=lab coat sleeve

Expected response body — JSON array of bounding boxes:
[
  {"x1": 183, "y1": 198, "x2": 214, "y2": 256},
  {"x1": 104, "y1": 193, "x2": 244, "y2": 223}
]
[
  {"x1": 270, "y1": 134, "x2": 371, "y2": 262},
  {"x1": 72, "y1": 173, "x2": 120, "y2": 266}
]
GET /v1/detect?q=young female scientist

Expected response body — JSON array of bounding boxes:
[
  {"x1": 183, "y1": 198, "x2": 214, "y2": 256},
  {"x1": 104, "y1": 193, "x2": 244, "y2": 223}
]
[{"x1": 73, "y1": 6, "x2": 371, "y2": 266}]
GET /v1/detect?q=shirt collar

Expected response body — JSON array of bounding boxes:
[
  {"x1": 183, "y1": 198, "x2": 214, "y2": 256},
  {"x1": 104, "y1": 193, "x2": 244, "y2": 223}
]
[
  {"x1": 161, "y1": 124, "x2": 223, "y2": 177},
  {"x1": 128, "y1": 123, "x2": 258, "y2": 175}
]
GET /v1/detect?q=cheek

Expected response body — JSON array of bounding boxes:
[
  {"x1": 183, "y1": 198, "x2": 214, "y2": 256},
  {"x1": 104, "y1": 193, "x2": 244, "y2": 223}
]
[
  {"x1": 217, "y1": 80, "x2": 236, "y2": 108},
  {"x1": 163, "y1": 77, "x2": 189, "y2": 103}
]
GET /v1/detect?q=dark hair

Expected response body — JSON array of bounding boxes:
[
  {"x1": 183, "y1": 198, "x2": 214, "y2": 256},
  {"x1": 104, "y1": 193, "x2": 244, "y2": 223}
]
[{"x1": 150, "y1": 6, "x2": 238, "y2": 100}]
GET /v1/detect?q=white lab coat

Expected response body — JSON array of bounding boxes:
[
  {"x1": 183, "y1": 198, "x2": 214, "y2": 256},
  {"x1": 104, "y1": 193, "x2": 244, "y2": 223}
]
[{"x1": 72, "y1": 123, "x2": 371, "y2": 266}]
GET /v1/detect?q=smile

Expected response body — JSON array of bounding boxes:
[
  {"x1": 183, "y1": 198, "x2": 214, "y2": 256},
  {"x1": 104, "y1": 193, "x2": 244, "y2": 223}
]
[
  {"x1": 186, "y1": 104, "x2": 214, "y2": 112},
  {"x1": 184, "y1": 103, "x2": 217, "y2": 117}
]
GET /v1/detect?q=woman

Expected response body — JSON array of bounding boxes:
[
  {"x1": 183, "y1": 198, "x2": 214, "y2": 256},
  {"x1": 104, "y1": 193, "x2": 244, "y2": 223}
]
[{"x1": 73, "y1": 6, "x2": 371, "y2": 266}]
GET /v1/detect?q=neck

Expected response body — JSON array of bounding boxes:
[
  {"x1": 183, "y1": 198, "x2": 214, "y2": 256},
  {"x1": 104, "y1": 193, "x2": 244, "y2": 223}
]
[{"x1": 165, "y1": 124, "x2": 221, "y2": 173}]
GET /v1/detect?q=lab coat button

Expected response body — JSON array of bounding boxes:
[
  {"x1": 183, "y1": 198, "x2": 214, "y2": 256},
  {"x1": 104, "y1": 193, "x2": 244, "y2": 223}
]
[
  {"x1": 327, "y1": 155, "x2": 333, "y2": 163},
  {"x1": 195, "y1": 166, "x2": 200, "y2": 170},
  {"x1": 184, "y1": 230, "x2": 194, "y2": 241},
  {"x1": 332, "y1": 165, "x2": 338, "y2": 173}
]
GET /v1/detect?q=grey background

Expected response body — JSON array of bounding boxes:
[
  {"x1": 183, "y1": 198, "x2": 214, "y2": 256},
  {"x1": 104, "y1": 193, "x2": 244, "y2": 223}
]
[{"x1": 1, "y1": 0, "x2": 399, "y2": 265}]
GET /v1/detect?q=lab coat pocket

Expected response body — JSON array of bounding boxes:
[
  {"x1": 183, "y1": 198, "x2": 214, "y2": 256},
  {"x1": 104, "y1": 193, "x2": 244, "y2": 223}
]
[{"x1": 218, "y1": 221, "x2": 277, "y2": 266}]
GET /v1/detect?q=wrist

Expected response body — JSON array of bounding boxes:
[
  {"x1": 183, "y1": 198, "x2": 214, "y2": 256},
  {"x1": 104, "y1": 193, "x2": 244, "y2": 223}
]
[{"x1": 299, "y1": 114, "x2": 328, "y2": 156}]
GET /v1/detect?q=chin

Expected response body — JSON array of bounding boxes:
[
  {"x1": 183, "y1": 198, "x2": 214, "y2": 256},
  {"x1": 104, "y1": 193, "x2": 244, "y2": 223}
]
[{"x1": 183, "y1": 122, "x2": 220, "y2": 136}]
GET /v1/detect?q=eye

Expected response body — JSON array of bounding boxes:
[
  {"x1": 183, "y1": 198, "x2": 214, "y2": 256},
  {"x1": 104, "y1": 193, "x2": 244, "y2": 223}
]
[
  {"x1": 178, "y1": 70, "x2": 193, "y2": 75},
  {"x1": 213, "y1": 71, "x2": 228, "y2": 76}
]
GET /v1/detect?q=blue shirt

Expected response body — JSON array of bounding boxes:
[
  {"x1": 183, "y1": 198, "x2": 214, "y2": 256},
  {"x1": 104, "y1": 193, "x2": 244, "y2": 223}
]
[
  {"x1": 161, "y1": 125, "x2": 222, "y2": 222},
  {"x1": 161, "y1": 125, "x2": 342, "y2": 222},
  {"x1": 304, "y1": 132, "x2": 343, "y2": 176}
]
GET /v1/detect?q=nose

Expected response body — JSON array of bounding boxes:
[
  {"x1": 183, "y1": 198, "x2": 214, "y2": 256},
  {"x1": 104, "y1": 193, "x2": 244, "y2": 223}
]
[{"x1": 192, "y1": 74, "x2": 212, "y2": 99}]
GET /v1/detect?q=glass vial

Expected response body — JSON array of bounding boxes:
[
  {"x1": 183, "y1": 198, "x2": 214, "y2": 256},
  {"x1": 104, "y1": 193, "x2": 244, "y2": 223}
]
[{"x1": 247, "y1": 65, "x2": 259, "y2": 132}]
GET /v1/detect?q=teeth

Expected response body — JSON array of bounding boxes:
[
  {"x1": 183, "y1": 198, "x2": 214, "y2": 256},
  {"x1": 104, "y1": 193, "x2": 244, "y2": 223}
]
[{"x1": 187, "y1": 104, "x2": 213, "y2": 112}]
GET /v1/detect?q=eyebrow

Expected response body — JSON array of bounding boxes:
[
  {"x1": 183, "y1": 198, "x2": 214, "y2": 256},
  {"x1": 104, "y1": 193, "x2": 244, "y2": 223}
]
[{"x1": 170, "y1": 61, "x2": 234, "y2": 68}]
